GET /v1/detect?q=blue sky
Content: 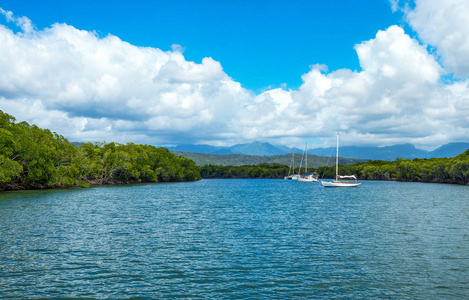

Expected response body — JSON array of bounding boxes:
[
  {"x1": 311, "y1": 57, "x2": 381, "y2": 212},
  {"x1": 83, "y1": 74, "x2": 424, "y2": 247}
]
[
  {"x1": 1, "y1": 0, "x2": 469, "y2": 149},
  {"x1": 2, "y1": 0, "x2": 404, "y2": 92}
]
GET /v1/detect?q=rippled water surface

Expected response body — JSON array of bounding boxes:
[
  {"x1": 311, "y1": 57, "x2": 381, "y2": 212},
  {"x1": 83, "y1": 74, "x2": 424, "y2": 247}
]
[{"x1": 1, "y1": 180, "x2": 468, "y2": 299}]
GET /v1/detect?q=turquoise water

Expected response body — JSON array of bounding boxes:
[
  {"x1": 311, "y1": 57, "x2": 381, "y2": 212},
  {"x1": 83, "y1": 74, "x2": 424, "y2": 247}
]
[{"x1": 1, "y1": 179, "x2": 468, "y2": 299}]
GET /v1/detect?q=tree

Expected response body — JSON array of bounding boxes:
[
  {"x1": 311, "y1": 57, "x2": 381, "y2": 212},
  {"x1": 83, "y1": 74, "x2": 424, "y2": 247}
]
[{"x1": 0, "y1": 110, "x2": 201, "y2": 191}]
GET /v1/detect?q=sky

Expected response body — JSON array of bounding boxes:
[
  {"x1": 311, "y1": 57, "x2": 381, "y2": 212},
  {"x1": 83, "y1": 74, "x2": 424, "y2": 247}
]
[{"x1": 0, "y1": 0, "x2": 468, "y2": 150}]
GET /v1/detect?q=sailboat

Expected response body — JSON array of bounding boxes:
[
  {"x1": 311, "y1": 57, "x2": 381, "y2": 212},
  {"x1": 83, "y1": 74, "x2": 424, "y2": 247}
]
[
  {"x1": 298, "y1": 142, "x2": 318, "y2": 182},
  {"x1": 320, "y1": 133, "x2": 361, "y2": 187},
  {"x1": 284, "y1": 152, "x2": 300, "y2": 180}
]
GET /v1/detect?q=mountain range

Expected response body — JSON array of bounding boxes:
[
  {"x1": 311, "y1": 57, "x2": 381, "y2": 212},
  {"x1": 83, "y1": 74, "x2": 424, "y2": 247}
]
[{"x1": 168, "y1": 141, "x2": 469, "y2": 160}]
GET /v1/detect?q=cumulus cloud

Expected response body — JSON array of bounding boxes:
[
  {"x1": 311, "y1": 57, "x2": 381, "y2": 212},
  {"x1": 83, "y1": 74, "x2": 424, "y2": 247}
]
[
  {"x1": 0, "y1": 5, "x2": 468, "y2": 149},
  {"x1": 0, "y1": 13, "x2": 251, "y2": 145},
  {"x1": 233, "y1": 24, "x2": 465, "y2": 148},
  {"x1": 406, "y1": 0, "x2": 469, "y2": 77}
]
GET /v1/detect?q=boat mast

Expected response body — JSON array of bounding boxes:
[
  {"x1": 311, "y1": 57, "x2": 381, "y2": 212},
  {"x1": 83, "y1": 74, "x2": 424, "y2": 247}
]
[
  {"x1": 298, "y1": 146, "x2": 304, "y2": 177},
  {"x1": 290, "y1": 152, "x2": 295, "y2": 175},
  {"x1": 305, "y1": 142, "x2": 308, "y2": 176},
  {"x1": 335, "y1": 133, "x2": 339, "y2": 180},
  {"x1": 288, "y1": 152, "x2": 295, "y2": 175}
]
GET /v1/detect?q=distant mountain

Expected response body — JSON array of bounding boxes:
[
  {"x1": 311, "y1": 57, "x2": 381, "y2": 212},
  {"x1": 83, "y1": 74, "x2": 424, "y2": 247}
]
[
  {"x1": 168, "y1": 144, "x2": 224, "y2": 153},
  {"x1": 276, "y1": 144, "x2": 303, "y2": 154},
  {"x1": 426, "y1": 142, "x2": 469, "y2": 158},
  {"x1": 308, "y1": 143, "x2": 429, "y2": 161},
  {"x1": 171, "y1": 151, "x2": 366, "y2": 167},
  {"x1": 168, "y1": 141, "x2": 469, "y2": 160},
  {"x1": 223, "y1": 141, "x2": 288, "y2": 156},
  {"x1": 168, "y1": 141, "x2": 303, "y2": 156}
]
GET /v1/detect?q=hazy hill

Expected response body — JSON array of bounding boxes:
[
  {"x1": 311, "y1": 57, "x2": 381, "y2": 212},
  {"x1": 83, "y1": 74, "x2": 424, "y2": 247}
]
[
  {"x1": 220, "y1": 141, "x2": 287, "y2": 156},
  {"x1": 168, "y1": 142, "x2": 303, "y2": 155},
  {"x1": 167, "y1": 144, "x2": 224, "y2": 153},
  {"x1": 168, "y1": 141, "x2": 469, "y2": 160},
  {"x1": 428, "y1": 142, "x2": 469, "y2": 158},
  {"x1": 171, "y1": 151, "x2": 366, "y2": 167},
  {"x1": 307, "y1": 143, "x2": 429, "y2": 160}
]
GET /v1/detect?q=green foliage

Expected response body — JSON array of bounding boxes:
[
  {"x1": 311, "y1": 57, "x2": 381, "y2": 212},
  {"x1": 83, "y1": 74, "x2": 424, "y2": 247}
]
[
  {"x1": 200, "y1": 163, "x2": 289, "y2": 179},
  {"x1": 75, "y1": 142, "x2": 201, "y2": 184},
  {"x1": 0, "y1": 155, "x2": 22, "y2": 184},
  {"x1": 1, "y1": 118, "x2": 81, "y2": 188},
  {"x1": 0, "y1": 110, "x2": 201, "y2": 191},
  {"x1": 342, "y1": 154, "x2": 469, "y2": 185}
]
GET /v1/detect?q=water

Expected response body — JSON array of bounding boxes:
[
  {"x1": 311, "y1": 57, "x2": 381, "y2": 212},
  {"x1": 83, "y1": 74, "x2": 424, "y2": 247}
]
[{"x1": 1, "y1": 180, "x2": 468, "y2": 299}]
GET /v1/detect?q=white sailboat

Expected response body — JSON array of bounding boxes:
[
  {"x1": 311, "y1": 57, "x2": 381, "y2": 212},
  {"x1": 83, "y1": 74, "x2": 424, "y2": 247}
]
[
  {"x1": 298, "y1": 142, "x2": 319, "y2": 182},
  {"x1": 320, "y1": 133, "x2": 361, "y2": 188},
  {"x1": 284, "y1": 152, "x2": 299, "y2": 180}
]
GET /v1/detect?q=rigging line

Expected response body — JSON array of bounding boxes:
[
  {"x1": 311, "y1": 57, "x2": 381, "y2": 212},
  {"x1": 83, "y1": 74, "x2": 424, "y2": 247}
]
[{"x1": 320, "y1": 152, "x2": 334, "y2": 180}]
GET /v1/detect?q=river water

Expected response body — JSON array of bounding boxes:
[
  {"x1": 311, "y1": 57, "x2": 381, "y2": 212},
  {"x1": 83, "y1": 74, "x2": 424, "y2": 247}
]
[{"x1": 0, "y1": 179, "x2": 468, "y2": 299}]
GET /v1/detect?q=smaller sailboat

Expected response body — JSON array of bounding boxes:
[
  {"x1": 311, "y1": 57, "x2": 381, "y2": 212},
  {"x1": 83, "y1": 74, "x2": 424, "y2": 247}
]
[
  {"x1": 298, "y1": 142, "x2": 318, "y2": 182},
  {"x1": 320, "y1": 133, "x2": 361, "y2": 188},
  {"x1": 284, "y1": 152, "x2": 299, "y2": 180}
]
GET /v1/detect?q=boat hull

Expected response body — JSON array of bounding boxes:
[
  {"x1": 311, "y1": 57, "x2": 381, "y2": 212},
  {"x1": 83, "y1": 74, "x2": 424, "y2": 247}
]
[
  {"x1": 298, "y1": 177, "x2": 318, "y2": 182},
  {"x1": 320, "y1": 181, "x2": 361, "y2": 188}
]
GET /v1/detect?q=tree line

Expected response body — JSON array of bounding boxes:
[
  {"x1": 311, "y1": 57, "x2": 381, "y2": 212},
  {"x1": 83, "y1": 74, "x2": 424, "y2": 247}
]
[
  {"x1": 179, "y1": 148, "x2": 469, "y2": 184},
  {"x1": 200, "y1": 153, "x2": 469, "y2": 185},
  {"x1": 330, "y1": 152, "x2": 469, "y2": 185},
  {"x1": 0, "y1": 110, "x2": 201, "y2": 191},
  {"x1": 200, "y1": 163, "x2": 290, "y2": 179}
]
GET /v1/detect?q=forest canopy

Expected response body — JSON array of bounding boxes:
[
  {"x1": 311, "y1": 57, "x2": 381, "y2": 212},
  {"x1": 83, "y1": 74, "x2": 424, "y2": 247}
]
[
  {"x1": 199, "y1": 154, "x2": 469, "y2": 185},
  {"x1": 330, "y1": 153, "x2": 469, "y2": 185},
  {"x1": 0, "y1": 110, "x2": 201, "y2": 191}
]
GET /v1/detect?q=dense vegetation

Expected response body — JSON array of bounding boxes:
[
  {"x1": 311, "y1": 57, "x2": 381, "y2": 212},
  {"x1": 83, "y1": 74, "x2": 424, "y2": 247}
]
[
  {"x1": 200, "y1": 163, "x2": 290, "y2": 179},
  {"x1": 171, "y1": 150, "x2": 366, "y2": 167},
  {"x1": 0, "y1": 111, "x2": 201, "y2": 191},
  {"x1": 318, "y1": 152, "x2": 469, "y2": 185},
  {"x1": 199, "y1": 154, "x2": 469, "y2": 184}
]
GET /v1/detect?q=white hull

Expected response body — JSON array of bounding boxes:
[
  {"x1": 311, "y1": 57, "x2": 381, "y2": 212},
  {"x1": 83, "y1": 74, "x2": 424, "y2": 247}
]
[
  {"x1": 298, "y1": 176, "x2": 318, "y2": 182},
  {"x1": 320, "y1": 180, "x2": 361, "y2": 188},
  {"x1": 284, "y1": 175, "x2": 300, "y2": 180},
  {"x1": 320, "y1": 133, "x2": 361, "y2": 188}
]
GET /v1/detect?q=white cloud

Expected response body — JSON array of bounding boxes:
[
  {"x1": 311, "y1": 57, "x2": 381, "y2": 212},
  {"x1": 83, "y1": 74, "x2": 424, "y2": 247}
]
[
  {"x1": 406, "y1": 0, "x2": 469, "y2": 77},
  {"x1": 389, "y1": 0, "x2": 401, "y2": 13},
  {"x1": 0, "y1": 6, "x2": 469, "y2": 150},
  {"x1": 233, "y1": 24, "x2": 462, "y2": 149},
  {"x1": 0, "y1": 15, "x2": 251, "y2": 145},
  {"x1": 356, "y1": 25, "x2": 441, "y2": 84},
  {"x1": 0, "y1": 8, "x2": 33, "y2": 34}
]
